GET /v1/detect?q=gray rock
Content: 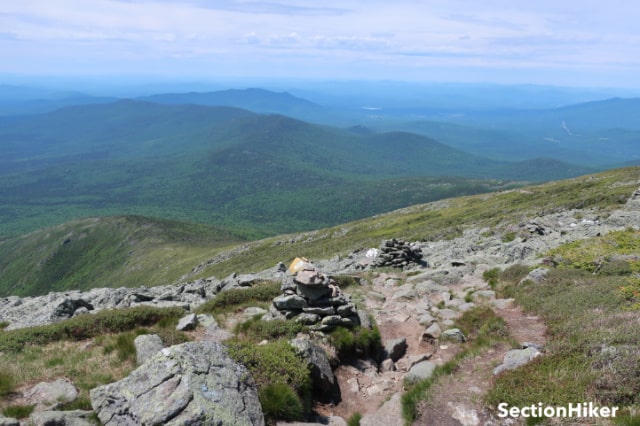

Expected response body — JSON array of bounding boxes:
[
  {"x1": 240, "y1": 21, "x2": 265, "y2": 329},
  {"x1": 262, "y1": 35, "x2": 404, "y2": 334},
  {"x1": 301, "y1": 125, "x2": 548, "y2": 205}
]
[
  {"x1": 457, "y1": 302, "x2": 476, "y2": 312},
  {"x1": 290, "y1": 338, "x2": 340, "y2": 403},
  {"x1": 91, "y1": 342, "x2": 264, "y2": 426},
  {"x1": 422, "y1": 322, "x2": 441, "y2": 340},
  {"x1": 176, "y1": 313, "x2": 198, "y2": 331},
  {"x1": 273, "y1": 294, "x2": 308, "y2": 310},
  {"x1": 0, "y1": 416, "x2": 18, "y2": 426},
  {"x1": 380, "y1": 359, "x2": 396, "y2": 372},
  {"x1": 417, "y1": 313, "x2": 436, "y2": 325},
  {"x1": 321, "y1": 315, "x2": 343, "y2": 326},
  {"x1": 493, "y1": 347, "x2": 541, "y2": 375},
  {"x1": 405, "y1": 361, "x2": 436, "y2": 384},
  {"x1": 340, "y1": 316, "x2": 359, "y2": 327},
  {"x1": 396, "y1": 353, "x2": 433, "y2": 372},
  {"x1": 391, "y1": 284, "x2": 417, "y2": 300},
  {"x1": 442, "y1": 328, "x2": 467, "y2": 343},
  {"x1": 303, "y1": 306, "x2": 335, "y2": 316},
  {"x1": 296, "y1": 283, "x2": 333, "y2": 301},
  {"x1": 29, "y1": 410, "x2": 95, "y2": 426},
  {"x1": 437, "y1": 308, "x2": 460, "y2": 320},
  {"x1": 521, "y1": 267, "x2": 549, "y2": 284},
  {"x1": 295, "y1": 313, "x2": 321, "y2": 325},
  {"x1": 295, "y1": 269, "x2": 328, "y2": 286},
  {"x1": 357, "y1": 310, "x2": 373, "y2": 329},
  {"x1": 134, "y1": 334, "x2": 164, "y2": 365},
  {"x1": 384, "y1": 338, "x2": 408, "y2": 362},
  {"x1": 196, "y1": 314, "x2": 219, "y2": 329},
  {"x1": 25, "y1": 378, "x2": 78, "y2": 410},
  {"x1": 51, "y1": 298, "x2": 93, "y2": 321},
  {"x1": 336, "y1": 303, "x2": 357, "y2": 318}
]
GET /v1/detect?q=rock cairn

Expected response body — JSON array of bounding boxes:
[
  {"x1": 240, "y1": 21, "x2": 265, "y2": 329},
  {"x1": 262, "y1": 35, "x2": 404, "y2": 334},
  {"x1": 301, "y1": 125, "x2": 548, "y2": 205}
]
[
  {"x1": 375, "y1": 239, "x2": 426, "y2": 268},
  {"x1": 268, "y1": 258, "x2": 360, "y2": 332}
]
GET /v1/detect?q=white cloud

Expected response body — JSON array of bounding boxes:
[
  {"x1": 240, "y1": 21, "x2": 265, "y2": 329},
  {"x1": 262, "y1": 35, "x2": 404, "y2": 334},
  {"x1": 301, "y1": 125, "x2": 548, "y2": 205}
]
[{"x1": 0, "y1": 0, "x2": 638, "y2": 86}]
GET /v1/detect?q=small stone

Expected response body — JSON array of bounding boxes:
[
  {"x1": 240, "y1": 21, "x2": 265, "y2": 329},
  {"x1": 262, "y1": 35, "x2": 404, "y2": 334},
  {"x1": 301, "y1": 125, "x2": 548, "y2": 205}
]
[
  {"x1": 176, "y1": 313, "x2": 198, "y2": 331},
  {"x1": 295, "y1": 313, "x2": 321, "y2": 325},
  {"x1": 380, "y1": 359, "x2": 396, "y2": 372},
  {"x1": 422, "y1": 322, "x2": 441, "y2": 340},
  {"x1": 441, "y1": 328, "x2": 466, "y2": 343},
  {"x1": 405, "y1": 361, "x2": 436, "y2": 384}
]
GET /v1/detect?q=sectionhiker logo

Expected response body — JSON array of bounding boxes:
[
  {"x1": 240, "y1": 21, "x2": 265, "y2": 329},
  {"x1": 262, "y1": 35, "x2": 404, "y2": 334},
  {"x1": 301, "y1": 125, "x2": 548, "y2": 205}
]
[{"x1": 498, "y1": 403, "x2": 619, "y2": 419}]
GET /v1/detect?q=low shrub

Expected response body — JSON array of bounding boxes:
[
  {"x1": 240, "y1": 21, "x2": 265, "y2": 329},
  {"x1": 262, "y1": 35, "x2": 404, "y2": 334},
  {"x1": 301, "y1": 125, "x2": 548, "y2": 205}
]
[
  {"x1": 329, "y1": 325, "x2": 382, "y2": 365},
  {"x1": 482, "y1": 267, "x2": 500, "y2": 289},
  {"x1": 234, "y1": 317, "x2": 305, "y2": 342},
  {"x1": 227, "y1": 339, "x2": 311, "y2": 397}
]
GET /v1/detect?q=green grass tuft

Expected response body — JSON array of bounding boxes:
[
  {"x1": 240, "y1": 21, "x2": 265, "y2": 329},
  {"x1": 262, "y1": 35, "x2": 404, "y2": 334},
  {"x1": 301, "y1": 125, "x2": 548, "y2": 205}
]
[
  {"x1": 259, "y1": 382, "x2": 304, "y2": 423},
  {"x1": 347, "y1": 411, "x2": 363, "y2": 426},
  {"x1": 2, "y1": 404, "x2": 35, "y2": 419}
]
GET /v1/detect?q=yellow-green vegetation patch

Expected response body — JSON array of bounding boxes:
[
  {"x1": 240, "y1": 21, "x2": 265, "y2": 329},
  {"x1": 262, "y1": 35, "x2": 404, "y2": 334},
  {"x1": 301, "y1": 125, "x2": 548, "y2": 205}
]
[
  {"x1": 547, "y1": 229, "x2": 640, "y2": 273},
  {"x1": 194, "y1": 167, "x2": 640, "y2": 279}
]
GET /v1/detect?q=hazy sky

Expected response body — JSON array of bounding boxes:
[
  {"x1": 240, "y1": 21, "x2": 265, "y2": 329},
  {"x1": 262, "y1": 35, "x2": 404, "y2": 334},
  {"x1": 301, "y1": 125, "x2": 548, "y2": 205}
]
[{"x1": 1, "y1": 0, "x2": 639, "y2": 88}]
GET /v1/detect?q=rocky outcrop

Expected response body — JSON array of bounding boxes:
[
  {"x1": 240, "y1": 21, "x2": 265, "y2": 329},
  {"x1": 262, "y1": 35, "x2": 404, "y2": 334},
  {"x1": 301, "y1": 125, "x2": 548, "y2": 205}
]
[
  {"x1": 0, "y1": 263, "x2": 291, "y2": 331},
  {"x1": 90, "y1": 341, "x2": 264, "y2": 426},
  {"x1": 267, "y1": 260, "x2": 360, "y2": 332}
]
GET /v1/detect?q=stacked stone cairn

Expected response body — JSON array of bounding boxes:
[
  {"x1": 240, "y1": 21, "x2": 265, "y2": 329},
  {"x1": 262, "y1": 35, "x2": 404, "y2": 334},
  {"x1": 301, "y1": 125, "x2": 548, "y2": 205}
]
[
  {"x1": 375, "y1": 238, "x2": 426, "y2": 268},
  {"x1": 270, "y1": 258, "x2": 360, "y2": 332}
]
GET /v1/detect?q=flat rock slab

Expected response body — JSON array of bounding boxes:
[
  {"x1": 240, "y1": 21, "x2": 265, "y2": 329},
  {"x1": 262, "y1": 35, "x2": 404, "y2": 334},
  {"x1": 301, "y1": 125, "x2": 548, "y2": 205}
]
[{"x1": 91, "y1": 341, "x2": 264, "y2": 426}]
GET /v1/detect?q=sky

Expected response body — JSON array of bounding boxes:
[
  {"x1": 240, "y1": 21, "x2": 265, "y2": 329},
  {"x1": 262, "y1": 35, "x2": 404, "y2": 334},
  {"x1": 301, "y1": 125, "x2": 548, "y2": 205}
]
[{"x1": 1, "y1": 0, "x2": 639, "y2": 88}]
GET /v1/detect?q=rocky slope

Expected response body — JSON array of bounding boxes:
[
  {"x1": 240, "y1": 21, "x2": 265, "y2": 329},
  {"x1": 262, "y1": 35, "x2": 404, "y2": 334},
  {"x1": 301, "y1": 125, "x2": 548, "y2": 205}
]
[{"x1": 1, "y1": 179, "x2": 639, "y2": 425}]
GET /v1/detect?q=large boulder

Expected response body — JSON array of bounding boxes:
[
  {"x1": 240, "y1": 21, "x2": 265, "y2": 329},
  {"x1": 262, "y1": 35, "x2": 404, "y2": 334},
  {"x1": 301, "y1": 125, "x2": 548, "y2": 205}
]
[{"x1": 90, "y1": 342, "x2": 264, "y2": 426}]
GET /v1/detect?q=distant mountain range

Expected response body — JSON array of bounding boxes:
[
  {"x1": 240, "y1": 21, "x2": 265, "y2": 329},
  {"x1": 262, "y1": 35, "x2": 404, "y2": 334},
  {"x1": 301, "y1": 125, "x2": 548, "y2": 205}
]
[{"x1": 0, "y1": 99, "x2": 594, "y2": 238}]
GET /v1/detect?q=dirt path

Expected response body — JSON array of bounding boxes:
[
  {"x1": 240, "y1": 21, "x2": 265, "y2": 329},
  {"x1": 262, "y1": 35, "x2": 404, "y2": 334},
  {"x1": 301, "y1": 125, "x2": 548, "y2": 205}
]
[{"x1": 412, "y1": 305, "x2": 547, "y2": 425}]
